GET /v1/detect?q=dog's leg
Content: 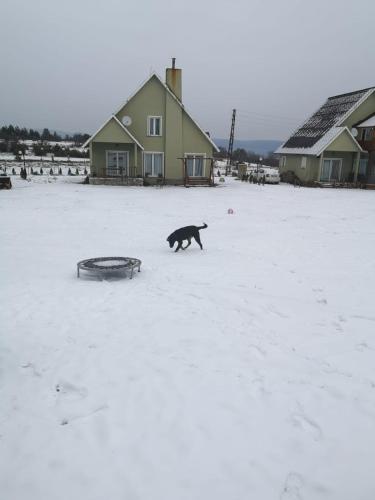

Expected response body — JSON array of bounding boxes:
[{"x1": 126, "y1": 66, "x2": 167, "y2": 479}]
[
  {"x1": 194, "y1": 234, "x2": 203, "y2": 250},
  {"x1": 183, "y1": 238, "x2": 192, "y2": 250},
  {"x1": 175, "y1": 241, "x2": 183, "y2": 252}
]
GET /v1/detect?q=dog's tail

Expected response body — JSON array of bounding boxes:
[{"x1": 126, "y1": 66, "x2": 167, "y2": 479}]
[{"x1": 198, "y1": 223, "x2": 208, "y2": 230}]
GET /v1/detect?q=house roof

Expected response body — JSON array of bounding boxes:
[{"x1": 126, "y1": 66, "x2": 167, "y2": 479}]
[
  {"x1": 276, "y1": 86, "x2": 375, "y2": 155},
  {"x1": 114, "y1": 72, "x2": 220, "y2": 152},
  {"x1": 82, "y1": 115, "x2": 144, "y2": 149},
  {"x1": 277, "y1": 126, "x2": 363, "y2": 156}
]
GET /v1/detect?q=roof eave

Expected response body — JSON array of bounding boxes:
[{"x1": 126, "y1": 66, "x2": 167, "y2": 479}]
[
  {"x1": 82, "y1": 115, "x2": 144, "y2": 150},
  {"x1": 315, "y1": 127, "x2": 364, "y2": 156}
]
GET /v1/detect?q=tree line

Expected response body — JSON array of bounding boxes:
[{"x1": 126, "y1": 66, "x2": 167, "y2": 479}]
[
  {"x1": 0, "y1": 125, "x2": 90, "y2": 144},
  {"x1": 0, "y1": 124, "x2": 90, "y2": 157},
  {"x1": 214, "y1": 146, "x2": 279, "y2": 168}
]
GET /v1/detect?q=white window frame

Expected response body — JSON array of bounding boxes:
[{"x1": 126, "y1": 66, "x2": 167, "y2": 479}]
[
  {"x1": 143, "y1": 151, "x2": 164, "y2": 177},
  {"x1": 301, "y1": 156, "x2": 307, "y2": 169},
  {"x1": 185, "y1": 153, "x2": 206, "y2": 177},
  {"x1": 106, "y1": 150, "x2": 129, "y2": 176},
  {"x1": 320, "y1": 158, "x2": 342, "y2": 182},
  {"x1": 280, "y1": 156, "x2": 286, "y2": 168},
  {"x1": 147, "y1": 116, "x2": 162, "y2": 136}
]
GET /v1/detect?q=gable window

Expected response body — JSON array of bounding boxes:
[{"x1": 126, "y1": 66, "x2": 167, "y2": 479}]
[
  {"x1": 147, "y1": 116, "x2": 162, "y2": 136},
  {"x1": 301, "y1": 156, "x2": 307, "y2": 168},
  {"x1": 143, "y1": 152, "x2": 164, "y2": 177},
  {"x1": 106, "y1": 151, "x2": 129, "y2": 176},
  {"x1": 185, "y1": 154, "x2": 205, "y2": 177}
]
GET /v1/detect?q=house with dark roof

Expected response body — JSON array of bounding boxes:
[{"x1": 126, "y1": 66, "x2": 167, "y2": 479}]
[
  {"x1": 276, "y1": 87, "x2": 375, "y2": 187},
  {"x1": 83, "y1": 60, "x2": 219, "y2": 187}
]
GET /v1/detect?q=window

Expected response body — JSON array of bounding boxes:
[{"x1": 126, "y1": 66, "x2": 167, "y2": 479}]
[
  {"x1": 106, "y1": 151, "x2": 129, "y2": 176},
  {"x1": 143, "y1": 152, "x2": 164, "y2": 177},
  {"x1": 359, "y1": 159, "x2": 368, "y2": 176},
  {"x1": 320, "y1": 158, "x2": 342, "y2": 182},
  {"x1": 185, "y1": 154, "x2": 205, "y2": 177},
  {"x1": 280, "y1": 156, "x2": 286, "y2": 168},
  {"x1": 301, "y1": 156, "x2": 307, "y2": 168},
  {"x1": 147, "y1": 116, "x2": 162, "y2": 136},
  {"x1": 363, "y1": 128, "x2": 373, "y2": 141}
]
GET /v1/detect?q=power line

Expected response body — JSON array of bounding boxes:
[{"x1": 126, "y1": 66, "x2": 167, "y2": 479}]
[{"x1": 237, "y1": 109, "x2": 303, "y2": 122}]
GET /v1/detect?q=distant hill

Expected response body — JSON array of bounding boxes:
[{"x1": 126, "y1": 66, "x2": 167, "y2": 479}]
[{"x1": 213, "y1": 138, "x2": 283, "y2": 156}]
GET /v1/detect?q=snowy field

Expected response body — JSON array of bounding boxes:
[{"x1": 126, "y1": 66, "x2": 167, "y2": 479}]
[{"x1": 1, "y1": 177, "x2": 375, "y2": 500}]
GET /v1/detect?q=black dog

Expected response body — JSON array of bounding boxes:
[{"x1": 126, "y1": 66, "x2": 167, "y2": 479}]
[{"x1": 167, "y1": 223, "x2": 208, "y2": 252}]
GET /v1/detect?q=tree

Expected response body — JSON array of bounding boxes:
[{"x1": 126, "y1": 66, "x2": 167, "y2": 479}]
[{"x1": 41, "y1": 128, "x2": 51, "y2": 141}]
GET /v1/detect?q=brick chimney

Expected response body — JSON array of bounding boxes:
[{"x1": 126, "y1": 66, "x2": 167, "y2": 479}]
[{"x1": 166, "y1": 58, "x2": 182, "y2": 101}]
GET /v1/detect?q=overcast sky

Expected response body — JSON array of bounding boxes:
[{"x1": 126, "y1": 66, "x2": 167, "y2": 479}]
[{"x1": 1, "y1": 0, "x2": 374, "y2": 141}]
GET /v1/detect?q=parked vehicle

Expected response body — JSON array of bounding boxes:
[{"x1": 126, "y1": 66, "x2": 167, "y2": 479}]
[
  {"x1": 249, "y1": 168, "x2": 279, "y2": 183},
  {"x1": 264, "y1": 170, "x2": 280, "y2": 184}
]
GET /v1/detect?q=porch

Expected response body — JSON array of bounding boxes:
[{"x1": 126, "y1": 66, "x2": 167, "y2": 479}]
[
  {"x1": 316, "y1": 150, "x2": 372, "y2": 188},
  {"x1": 179, "y1": 156, "x2": 215, "y2": 187}
]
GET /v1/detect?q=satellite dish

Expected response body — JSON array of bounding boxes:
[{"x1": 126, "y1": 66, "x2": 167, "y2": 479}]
[
  {"x1": 351, "y1": 127, "x2": 358, "y2": 137},
  {"x1": 122, "y1": 116, "x2": 132, "y2": 126}
]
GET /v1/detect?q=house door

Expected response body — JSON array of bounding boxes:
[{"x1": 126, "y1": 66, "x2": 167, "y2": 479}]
[
  {"x1": 106, "y1": 151, "x2": 129, "y2": 177},
  {"x1": 186, "y1": 155, "x2": 204, "y2": 176},
  {"x1": 320, "y1": 158, "x2": 342, "y2": 182}
]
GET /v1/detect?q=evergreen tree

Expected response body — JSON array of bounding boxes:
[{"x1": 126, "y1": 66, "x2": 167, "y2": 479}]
[{"x1": 41, "y1": 128, "x2": 51, "y2": 141}]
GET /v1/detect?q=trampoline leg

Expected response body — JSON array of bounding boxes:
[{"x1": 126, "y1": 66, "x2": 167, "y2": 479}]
[{"x1": 77, "y1": 266, "x2": 80, "y2": 278}]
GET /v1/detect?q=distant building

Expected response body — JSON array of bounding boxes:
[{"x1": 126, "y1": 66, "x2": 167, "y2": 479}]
[
  {"x1": 276, "y1": 87, "x2": 375, "y2": 187},
  {"x1": 84, "y1": 60, "x2": 218, "y2": 186}
]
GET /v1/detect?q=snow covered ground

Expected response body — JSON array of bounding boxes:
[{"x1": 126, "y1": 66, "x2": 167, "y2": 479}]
[{"x1": 1, "y1": 177, "x2": 375, "y2": 500}]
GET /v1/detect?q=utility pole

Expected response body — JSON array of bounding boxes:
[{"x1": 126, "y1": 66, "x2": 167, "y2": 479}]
[{"x1": 226, "y1": 109, "x2": 236, "y2": 175}]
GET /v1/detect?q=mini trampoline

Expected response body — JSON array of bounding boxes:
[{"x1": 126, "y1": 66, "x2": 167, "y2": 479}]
[{"x1": 77, "y1": 257, "x2": 141, "y2": 279}]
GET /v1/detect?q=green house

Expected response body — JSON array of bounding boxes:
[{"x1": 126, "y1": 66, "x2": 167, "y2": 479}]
[
  {"x1": 276, "y1": 87, "x2": 375, "y2": 187},
  {"x1": 84, "y1": 60, "x2": 219, "y2": 186}
]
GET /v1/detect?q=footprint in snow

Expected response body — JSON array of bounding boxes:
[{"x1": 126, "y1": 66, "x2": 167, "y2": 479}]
[
  {"x1": 59, "y1": 405, "x2": 108, "y2": 426},
  {"x1": 291, "y1": 413, "x2": 322, "y2": 441},
  {"x1": 55, "y1": 381, "x2": 88, "y2": 400},
  {"x1": 316, "y1": 298, "x2": 327, "y2": 305},
  {"x1": 249, "y1": 344, "x2": 266, "y2": 359},
  {"x1": 280, "y1": 472, "x2": 304, "y2": 500},
  {"x1": 21, "y1": 362, "x2": 42, "y2": 377}
]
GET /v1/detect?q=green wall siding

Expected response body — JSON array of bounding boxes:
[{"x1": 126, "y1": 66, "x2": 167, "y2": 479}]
[
  {"x1": 115, "y1": 76, "x2": 166, "y2": 154},
  {"x1": 280, "y1": 155, "x2": 317, "y2": 182},
  {"x1": 280, "y1": 152, "x2": 356, "y2": 182}
]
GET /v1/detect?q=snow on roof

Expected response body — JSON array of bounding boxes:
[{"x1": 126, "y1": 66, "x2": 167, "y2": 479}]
[
  {"x1": 277, "y1": 126, "x2": 363, "y2": 156},
  {"x1": 276, "y1": 87, "x2": 375, "y2": 155},
  {"x1": 356, "y1": 115, "x2": 375, "y2": 128}
]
